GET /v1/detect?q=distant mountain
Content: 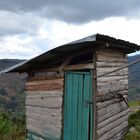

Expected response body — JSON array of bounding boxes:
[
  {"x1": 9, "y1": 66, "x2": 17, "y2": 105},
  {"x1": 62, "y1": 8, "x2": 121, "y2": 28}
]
[
  {"x1": 128, "y1": 54, "x2": 140, "y2": 86},
  {"x1": 0, "y1": 59, "x2": 27, "y2": 113},
  {"x1": 0, "y1": 55, "x2": 139, "y2": 112},
  {"x1": 128, "y1": 54, "x2": 140, "y2": 101},
  {"x1": 0, "y1": 59, "x2": 24, "y2": 71}
]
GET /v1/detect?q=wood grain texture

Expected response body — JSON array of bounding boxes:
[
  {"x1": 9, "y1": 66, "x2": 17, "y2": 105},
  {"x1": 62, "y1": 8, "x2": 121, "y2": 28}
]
[
  {"x1": 98, "y1": 101, "x2": 127, "y2": 117},
  {"x1": 26, "y1": 78, "x2": 64, "y2": 91},
  {"x1": 98, "y1": 121, "x2": 128, "y2": 140},
  {"x1": 97, "y1": 115, "x2": 128, "y2": 137},
  {"x1": 26, "y1": 96, "x2": 62, "y2": 109},
  {"x1": 26, "y1": 89, "x2": 63, "y2": 139},
  {"x1": 64, "y1": 63, "x2": 94, "y2": 70},
  {"x1": 26, "y1": 106, "x2": 62, "y2": 117},
  {"x1": 110, "y1": 129, "x2": 127, "y2": 140},
  {"x1": 97, "y1": 84, "x2": 128, "y2": 95},
  {"x1": 96, "y1": 61, "x2": 127, "y2": 67},
  {"x1": 97, "y1": 75, "x2": 128, "y2": 83},
  {"x1": 28, "y1": 71, "x2": 64, "y2": 81},
  {"x1": 27, "y1": 124, "x2": 61, "y2": 139},
  {"x1": 97, "y1": 67, "x2": 128, "y2": 76},
  {"x1": 97, "y1": 97, "x2": 127, "y2": 110},
  {"x1": 27, "y1": 118, "x2": 62, "y2": 131},
  {"x1": 98, "y1": 105, "x2": 128, "y2": 123},
  {"x1": 95, "y1": 49, "x2": 128, "y2": 140},
  {"x1": 97, "y1": 109, "x2": 129, "y2": 130},
  {"x1": 26, "y1": 90, "x2": 63, "y2": 97},
  {"x1": 96, "y1": 49, "x2": 126, "y2": 58}
]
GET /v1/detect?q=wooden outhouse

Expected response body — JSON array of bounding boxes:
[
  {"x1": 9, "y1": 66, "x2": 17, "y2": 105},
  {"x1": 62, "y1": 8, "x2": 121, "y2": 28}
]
[{"x1": 3, "y1": 34, "x2": 140, "y2": 140}]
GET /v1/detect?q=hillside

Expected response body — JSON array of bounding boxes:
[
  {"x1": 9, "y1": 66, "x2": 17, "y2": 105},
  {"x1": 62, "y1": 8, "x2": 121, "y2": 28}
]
[
  {"x1": 128, "y1": 54, "x2": 140, "y2": 101},
  {"x1": 0, "y1": 59, "x2": 27, "y2": 114},
  {"x1": 0, "y1": 59, "x2": 24, "y2": 71},
  {"x1": 0, "y1": 55, "x2": 139, "y2": 113}
]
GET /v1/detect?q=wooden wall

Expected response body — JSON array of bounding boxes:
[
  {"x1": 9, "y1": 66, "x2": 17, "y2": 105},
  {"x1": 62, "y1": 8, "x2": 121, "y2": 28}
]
[
  {"x1": 25, "y1": 48, "x2": 129, "y2": 140},
  {"x1": 26, "y1": 72, "x2": 64, "y2": 140},
  {"x1": 96, "y1": 49, "x2": 129, "y2": 140}
]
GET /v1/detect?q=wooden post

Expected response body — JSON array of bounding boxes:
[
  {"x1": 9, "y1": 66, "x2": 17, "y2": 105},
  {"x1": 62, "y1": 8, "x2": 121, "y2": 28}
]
[{"x1": 92, "y1": 50, "x2": 97, "y2": 140}]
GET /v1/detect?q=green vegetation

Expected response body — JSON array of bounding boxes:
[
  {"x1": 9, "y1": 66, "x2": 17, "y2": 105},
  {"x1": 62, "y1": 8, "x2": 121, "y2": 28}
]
[
  {"x1": 0, "y1": 112, "x2": 26, "y2": 140},
  {"x1": 128, "y1": 100, "x2": 140, "y2": 107},
  {"x1": 125, "y1": 110, "x2": 140, "y2": 140}
]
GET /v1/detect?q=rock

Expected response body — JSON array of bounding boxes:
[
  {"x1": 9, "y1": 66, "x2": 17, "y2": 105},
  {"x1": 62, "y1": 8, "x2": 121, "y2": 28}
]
[{"x1": 129, "y1": 127, "x2": 136, "y2": 132}]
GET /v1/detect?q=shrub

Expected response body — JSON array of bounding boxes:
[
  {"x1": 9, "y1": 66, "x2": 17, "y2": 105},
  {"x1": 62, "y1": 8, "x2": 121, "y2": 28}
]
[
  {"x1": 0, "y1": 113, "x2": 11, "y2": 134},
  {"x1": 125, "y1": 130, "x2": 140, "y2": 140},
  {"x1": 128, "y1": 110, "x2": 140, "y2": 128},
  {"x1": 125, "y1": 110, "x2": 140, "y2": 140},
  {"x1": 0, "y1": 112, "x2": 26, "y2": 140}
]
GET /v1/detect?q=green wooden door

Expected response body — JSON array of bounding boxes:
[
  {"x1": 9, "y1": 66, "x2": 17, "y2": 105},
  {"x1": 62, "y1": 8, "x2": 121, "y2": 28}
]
[{"x1": 64, "y1": 71, "x2": 93, "y2": 140}]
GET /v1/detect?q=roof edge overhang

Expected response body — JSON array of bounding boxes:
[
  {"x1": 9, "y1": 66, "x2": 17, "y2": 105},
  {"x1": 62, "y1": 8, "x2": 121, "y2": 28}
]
[{"x1": 0, "y1": 33, "x2": 140, "y2": 74}]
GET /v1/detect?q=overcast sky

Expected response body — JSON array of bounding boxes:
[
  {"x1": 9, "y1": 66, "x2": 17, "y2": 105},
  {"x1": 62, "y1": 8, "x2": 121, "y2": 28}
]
[{"x1": 0, "y1": 0, "x2": 140, "y2": 59}]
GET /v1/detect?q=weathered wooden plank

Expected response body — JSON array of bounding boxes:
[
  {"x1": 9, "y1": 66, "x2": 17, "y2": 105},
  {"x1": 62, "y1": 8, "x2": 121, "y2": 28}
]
[
  {"x1": 97, "y1": 55, "x2": 127, "y2": 62},
  {"x1": 97, "y1": 67, "x2": 128, "y2": 76},
  {"x1": 28, "y1": 71, "x2": 64, "y2": 81},
  {"x1": 97, "y1": 98, "x2": 122, "y2": 110},
  {"x1": 64, "y1": 63, "x2": 94, "y2": 70},
  {"x1": 59, "y1": 55, "x2": 74, "y2": 71},
  {"x1": 71, "y1": 74, "x2": 78, "y2": 139},
  {"x1": 63, "y1": 73, "x2": 73, "y2": 140},
  {"x1": 97, "y1": 84, "x2": 128, "y2": 95},
  {"x1": 95, "y1": 49, "x2": 128, "y2": 140},
  {"x1": 110, "y1": 128, "x2": 127, "y2": 140},
  {"x1": 77, "y1": 75, "x2": 83, "y2": 140},
  {"x1": 27, "y1": 78, "x2": 64, "y2": 86},
  {"x1": 95, "y1": 66, "x2": 128, "y2": 79},
  {"x1": 26, "y1": 84, "x2": 63, "y2": 91},
  {"x1": 26, "y1": 113, "x2": 61, "y2": 124},
  {"x1": 27, "y1": 118, "x2": 62, "y2": 131},
  {"x1": 97, "y1": 114, "x2": 128, "y2": 137},
  {"x1": 97, "y1": 91, "x2": 127, "y2": 102},
  {"x1": 26, "y1": 97, "x2": 62, "y2": 109},
  {"x1": 26, "y1": 109, "x2": 62, "y2": 121},
  {"x1": 97, "y1": 75, "x2": 128, "y2": 83},
  {"x1": 96, "y1": 49, "x2": 126, "y2": 58},
  {"x1": 82, "y1": 74, "x2": 91, "y2": 140},
  {"x1": 96, "y1": 61, "x2": 127, "y2": 67},
  {"x1": 98, "y1": 101, "x2": 127, "y2": 116},
  {"x1": 97, "y1": 109, "x2": 129, "y2": 130},
  {"x1": 97, "y1": 82, "x2": 128, "y2": 90},
  {"x1": 97, "y1": 79, "x2": 128, "y2": 86},
  {"x1": 26, "y1": 106, "x2": 62, "y2": 117},
  {"x1": 26, "y1": 78, "x2": 64, "y2": 91},
  {"x1": 98, "y1": 105, "x2": 128, "y2": 123},
  {"x1": 27, "y1": 124, "x2": 61, "y2": 139},
  {"x1": 98, "y1": 121, "x2": 128, "y2": 140},
  {"x1": 26, "y1": 91, "x2": 63, "y2": 98},
  {"x1": 93, "y1": 51, "x2": 97, "y2": 140}
]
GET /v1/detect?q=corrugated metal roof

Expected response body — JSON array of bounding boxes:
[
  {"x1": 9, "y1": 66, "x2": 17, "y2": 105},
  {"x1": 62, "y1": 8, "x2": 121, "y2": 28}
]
[{"x1": 1, "y1": 33, "x2": 140, "y2": 73}]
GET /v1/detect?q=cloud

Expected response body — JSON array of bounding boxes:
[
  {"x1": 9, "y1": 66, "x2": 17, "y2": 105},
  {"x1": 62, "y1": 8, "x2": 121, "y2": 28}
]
[
  {"x1": 0, "y1": 1, "x2": 140, "y2": 59},
  {"x1": 0, "y1": 0, "x2": 140, "y2": 23},
  {"x1": 0, "y1": 35, "x2": 42, "y2": 59},
  {"x1": 0, "y1": 17, "x2": 140, "y2": 59},
  {"x1": 0, "y1": 11, "x2": 44, "y2": 36}
]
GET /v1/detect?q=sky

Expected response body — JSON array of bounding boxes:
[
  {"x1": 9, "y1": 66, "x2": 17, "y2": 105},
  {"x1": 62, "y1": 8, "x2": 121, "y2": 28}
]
[{"x1": 0, "y1": 0, "x2": 140, "y2": 59}]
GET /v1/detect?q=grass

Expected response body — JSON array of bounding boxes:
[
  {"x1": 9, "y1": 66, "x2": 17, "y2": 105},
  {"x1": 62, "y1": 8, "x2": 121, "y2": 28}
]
[
  {"x1": 124, "y1": 110, "x2": 140, "y2": 140},
  {"x1": 128, "y1": 100, "x2": 140, "y2": 107}
]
